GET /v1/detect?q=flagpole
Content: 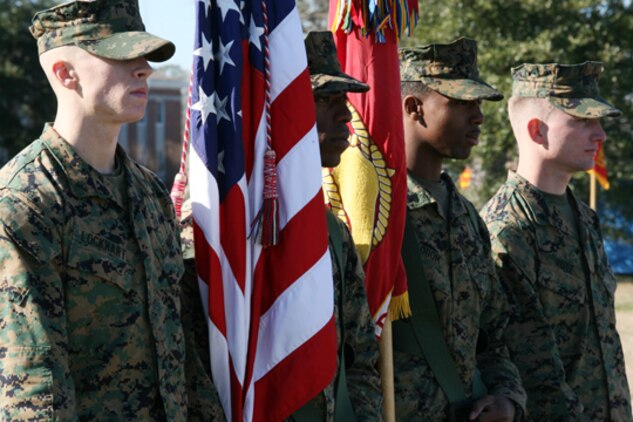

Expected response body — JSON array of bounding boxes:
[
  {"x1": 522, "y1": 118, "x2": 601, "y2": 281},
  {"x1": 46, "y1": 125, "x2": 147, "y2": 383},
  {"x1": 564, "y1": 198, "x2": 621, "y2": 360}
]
[
  {"x1": 590, "y1": 171, "x2": 597, "y2": 211},
  {"x1": 379, "y1": 317, "x2": 396, "y2": 422}
]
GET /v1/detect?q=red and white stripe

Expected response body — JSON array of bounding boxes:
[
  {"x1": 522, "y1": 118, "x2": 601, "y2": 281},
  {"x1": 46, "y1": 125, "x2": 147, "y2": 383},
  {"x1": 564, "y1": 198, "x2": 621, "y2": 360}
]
[{"x1": 189, "y1": 2, "x2": 337, "y2": 420}]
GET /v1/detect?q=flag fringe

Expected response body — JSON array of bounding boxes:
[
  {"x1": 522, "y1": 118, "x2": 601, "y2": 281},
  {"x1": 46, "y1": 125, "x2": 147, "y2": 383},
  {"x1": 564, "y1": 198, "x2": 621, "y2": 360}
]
[
  {"x1": 331, "y1": 0, "x2": 418, "y2": 41},
  {"x1": 388, "y1": 291, "x2": 411, "y2": 321}
]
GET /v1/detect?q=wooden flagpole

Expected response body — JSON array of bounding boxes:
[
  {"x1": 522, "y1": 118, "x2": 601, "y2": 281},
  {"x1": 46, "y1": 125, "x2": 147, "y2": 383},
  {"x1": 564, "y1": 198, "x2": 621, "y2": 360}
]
[
  {"x1": 379, "y1": 316, "x2": 396, "y2": 422},
  {"x1": 590, "y1": 171, "x2": 597, "y2": 211}
]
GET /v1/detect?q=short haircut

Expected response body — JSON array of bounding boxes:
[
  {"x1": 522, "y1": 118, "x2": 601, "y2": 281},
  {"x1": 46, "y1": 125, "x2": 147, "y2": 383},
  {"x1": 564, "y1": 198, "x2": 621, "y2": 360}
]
[
  {"x1": 508, "y1": 96, "x2": 555, "y2": 122},
  {"x1": 401, "y1": 81, "x2": 432, "y2": 98}
]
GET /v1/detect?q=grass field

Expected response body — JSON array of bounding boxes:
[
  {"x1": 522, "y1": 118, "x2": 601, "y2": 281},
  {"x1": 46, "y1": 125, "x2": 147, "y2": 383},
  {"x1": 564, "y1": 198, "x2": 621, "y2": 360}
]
[{"x1": 616, "y1": 282, "x2": 633, "y2": 386}]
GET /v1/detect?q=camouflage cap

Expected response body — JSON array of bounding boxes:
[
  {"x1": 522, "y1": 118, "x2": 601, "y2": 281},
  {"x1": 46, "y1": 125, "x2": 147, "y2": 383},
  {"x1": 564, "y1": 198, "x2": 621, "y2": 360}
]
[
  {"x1": 30, "y1": 0, "x2": 175, "y2": 62},
  {"x1": 305, "y1": 31, "x2": 369, "y2": 94},
  {"x1": 511, "y1": 62, "x2": 621, "y2": 118},
  {"x1": 399, "y1": 38, "x2": 503, "y2": 101}
]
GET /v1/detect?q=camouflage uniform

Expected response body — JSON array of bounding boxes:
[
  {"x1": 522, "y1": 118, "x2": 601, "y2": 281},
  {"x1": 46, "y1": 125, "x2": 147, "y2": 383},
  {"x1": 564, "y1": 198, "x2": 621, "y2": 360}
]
[
  {"x1": 178, "y1": 206, "x2": 382, "y2": 422},
  {"x1": 482, "y1": 62, "x2": 630, "y2": 421},
  {"x1": 0, "y1": 1, "x2": 184, "y2": 419},
  {"x1": 394, "y1": 38, "x2": 526, "y2": 420},
  {"x1": 0, "y1": 125, "x2": 186, "y2": 420},
  {"x1": 393, "y1": 174, "x2": 526, "y2": 420}
]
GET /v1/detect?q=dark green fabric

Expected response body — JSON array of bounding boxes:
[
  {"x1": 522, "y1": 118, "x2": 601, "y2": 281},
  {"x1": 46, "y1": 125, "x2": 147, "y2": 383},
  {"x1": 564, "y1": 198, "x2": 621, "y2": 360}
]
[
  {"x1": 395, "y1": 213, "x2": 487, "y2": 403},
  {"x1": 326, "y1": 212, "x2": 357, "y2": 422},
  {"x1": 291, "y1": 397, "x2": 326, "y2": 422}
]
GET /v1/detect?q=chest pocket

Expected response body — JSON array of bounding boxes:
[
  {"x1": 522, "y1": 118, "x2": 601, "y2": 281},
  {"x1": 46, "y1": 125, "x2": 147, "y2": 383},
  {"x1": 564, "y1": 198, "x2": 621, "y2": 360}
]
[{"x1": 65, "y1": 231, "x2": 132, "y2": 293}]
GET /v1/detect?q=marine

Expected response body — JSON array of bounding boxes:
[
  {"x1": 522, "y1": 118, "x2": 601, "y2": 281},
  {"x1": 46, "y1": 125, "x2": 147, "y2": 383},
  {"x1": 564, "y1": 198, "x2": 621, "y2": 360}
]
[
  {"x1": 393, "y1": 38, "x2": 526, "y2": 421},
  {"x1": 482, "y1": 61, "x2": 632, "y2": 421},
  {"x1": 0, "y1": 0, "x2": 187, "y2": 419}
]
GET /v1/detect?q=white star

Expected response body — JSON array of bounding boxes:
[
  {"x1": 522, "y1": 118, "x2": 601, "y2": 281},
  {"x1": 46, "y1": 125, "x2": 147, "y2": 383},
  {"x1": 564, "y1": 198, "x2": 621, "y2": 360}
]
[
  {"x1": 248, "y1": 16, "x2": 265, "y2": 51},
  {"x1": 190, "y1": 86, "x2": 217, "y2": 126},
  {"x1": 214, "y1": 39, "x2": 235, "y2": 75},
  {"x1": 193, "y1": 32, "x2": 214, "y2": 71},
  {"x1": 216, "y1": 0, "x2": 241, "y2": 22},
  {"x1": 214, "y1": 93, "x2": 231, "y2": 124},
  {"x1": 217, "y1": 150, "x2": 225, "y2": 174},
  {"x1": 198, "y1": 0, "x2": 212, "y2": 19}
]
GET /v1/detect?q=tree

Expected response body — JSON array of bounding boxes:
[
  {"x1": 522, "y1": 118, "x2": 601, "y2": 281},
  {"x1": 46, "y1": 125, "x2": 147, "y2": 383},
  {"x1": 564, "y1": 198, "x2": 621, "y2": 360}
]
[
  {"x1": 400, "y1": 0, "x2": 633, "y2": 238},
  {"x1": 0, "y1": 0, "x2": 57, "y2": 165}
]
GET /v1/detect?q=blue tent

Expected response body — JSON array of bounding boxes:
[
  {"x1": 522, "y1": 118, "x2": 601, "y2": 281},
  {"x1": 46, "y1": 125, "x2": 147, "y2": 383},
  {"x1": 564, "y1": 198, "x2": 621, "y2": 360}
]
[{"x1": 605, "y1": 240, "x2": 633, "y2": 275}]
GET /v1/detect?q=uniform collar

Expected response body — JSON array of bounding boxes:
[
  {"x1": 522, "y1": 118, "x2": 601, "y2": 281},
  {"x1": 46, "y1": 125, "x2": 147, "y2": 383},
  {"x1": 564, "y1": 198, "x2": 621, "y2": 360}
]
[
  {"x1": 41, "y1": 123, "x2": 135, "y2": 205},
  {"x1": 507, "y1": 171, "x2": 594, "y2": 235},
  {"x1": 406, "y1": 172, "x2": 469, "y2": 219}
]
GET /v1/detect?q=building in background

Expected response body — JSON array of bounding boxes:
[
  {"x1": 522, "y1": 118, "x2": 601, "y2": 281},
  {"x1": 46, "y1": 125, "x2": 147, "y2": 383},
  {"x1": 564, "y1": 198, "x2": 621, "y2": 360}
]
[{"x1": 120, "y1": 65, "x2": 188, "y2": 186}]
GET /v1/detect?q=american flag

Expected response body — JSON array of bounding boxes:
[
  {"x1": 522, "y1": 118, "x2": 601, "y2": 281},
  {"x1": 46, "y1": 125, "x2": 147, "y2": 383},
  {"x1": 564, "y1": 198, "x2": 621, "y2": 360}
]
[{"x1": 187, "y1": 0, "x2": 338, "y2": 420}]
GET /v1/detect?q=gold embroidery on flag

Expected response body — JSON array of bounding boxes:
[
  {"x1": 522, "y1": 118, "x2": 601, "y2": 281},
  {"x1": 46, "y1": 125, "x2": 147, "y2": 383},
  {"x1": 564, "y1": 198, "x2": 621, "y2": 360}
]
[{"x1": 323, "y1": 101, "x2": 395, "y2": 264}]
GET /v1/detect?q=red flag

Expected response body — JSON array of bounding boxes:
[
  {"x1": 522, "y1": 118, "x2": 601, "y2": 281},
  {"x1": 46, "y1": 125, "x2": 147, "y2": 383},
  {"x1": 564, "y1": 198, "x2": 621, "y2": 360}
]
[
  {"x1": 186, "y1": 0, "x2": 337, "y2": 419},
  {"x1": 325, "y1": 0, "x2": 417, "y2": 334},
  {"x1": 588, "y1": 142, "x2": 610, "y2": 190}
]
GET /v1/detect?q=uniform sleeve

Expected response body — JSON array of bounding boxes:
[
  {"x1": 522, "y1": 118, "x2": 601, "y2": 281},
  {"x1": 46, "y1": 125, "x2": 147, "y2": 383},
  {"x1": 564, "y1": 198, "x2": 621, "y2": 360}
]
[
  {"x1": 474, "y1": 220, "x2": 527, "y2": 415},
  {"x1": 338, "y1": 222, "x2": 383, "y2": 421},
  {"x1": 489, "y1": 224, "x2": 587, "y2": 420},
  {"x1": 0, "y1": 195, "x2": 76, "y2": 420}
]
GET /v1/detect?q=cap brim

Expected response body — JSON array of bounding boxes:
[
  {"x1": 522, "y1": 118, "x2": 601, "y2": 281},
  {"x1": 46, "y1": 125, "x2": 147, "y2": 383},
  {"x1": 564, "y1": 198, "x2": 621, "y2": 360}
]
[
  {"x1": 77, "y1": 31, "x2": 175, "y2": 62},
  {"x1": 549, "y1": 96, "x2": 621, "y2": 118},
  {"x1": 311, "y1": 73, "x2": 370, "y2": 94},
  {"x1": 421, "y1": 76, "x2": 503, "y2": 101}
]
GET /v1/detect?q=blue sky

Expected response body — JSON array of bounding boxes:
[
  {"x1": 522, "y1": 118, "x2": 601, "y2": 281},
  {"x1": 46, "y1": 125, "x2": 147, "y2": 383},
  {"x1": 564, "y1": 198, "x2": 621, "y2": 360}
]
[{"x1": 139, "y1": 0, "x2": 197, "y2": 70}]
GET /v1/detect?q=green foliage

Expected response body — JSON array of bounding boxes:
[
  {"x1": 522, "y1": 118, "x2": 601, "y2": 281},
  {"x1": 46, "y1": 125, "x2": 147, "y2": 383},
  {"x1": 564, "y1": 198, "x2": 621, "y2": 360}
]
[
  {"x1": 0, "y1": 0, "x2": 57, "y2": 164},
  {"x1": 404, "y1": 0, "x2": 633, "y2": 237}
]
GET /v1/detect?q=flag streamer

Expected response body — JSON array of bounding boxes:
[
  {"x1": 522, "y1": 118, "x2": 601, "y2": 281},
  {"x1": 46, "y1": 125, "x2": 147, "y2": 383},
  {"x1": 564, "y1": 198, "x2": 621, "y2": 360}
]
[{"x1": 331, "y1": 0, "x2": 418, "y2": 41}]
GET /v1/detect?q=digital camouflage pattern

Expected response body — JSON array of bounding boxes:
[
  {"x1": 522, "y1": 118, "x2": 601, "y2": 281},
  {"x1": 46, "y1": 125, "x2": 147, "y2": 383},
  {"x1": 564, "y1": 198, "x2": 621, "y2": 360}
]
[
  {"x1": 179, "y1": 205, "x2": 382, "y2": 421},
  {"x1": 482, "y1": 172, "x2": 632, "y2": 421},
  {"x1": 392, "y1": 174, "x2": 526, "y2": 420},
  {"x1": 30, "y1": 0, "x2": 174, "y2": 62},
  {"x1": 399, "y1": 38, "x2": 503, "y2": 101},
  {"x1": 0, "y1": 125, "x2": 187, "y2": 420},
  {"x1": 305, "y1": 31, "x2": 369, "y2": 95},
  {"x1": 511, "y1": 61, "x2": 621, "y2": 119}
]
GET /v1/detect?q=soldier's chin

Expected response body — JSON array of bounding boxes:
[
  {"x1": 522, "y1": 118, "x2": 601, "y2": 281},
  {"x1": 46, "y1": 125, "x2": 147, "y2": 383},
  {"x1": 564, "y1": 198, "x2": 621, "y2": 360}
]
[{"x1": 450, "y1": 148, "x2": 472, "y2": 161}]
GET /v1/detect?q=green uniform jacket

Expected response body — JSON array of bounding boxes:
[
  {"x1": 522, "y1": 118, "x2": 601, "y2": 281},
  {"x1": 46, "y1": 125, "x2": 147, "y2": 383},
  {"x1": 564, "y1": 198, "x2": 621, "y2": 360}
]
[
  {"x1": 179, "y1": 207, "x2": 382, "y2": 421},
  {"x1": 394, "y1": 174, "x2": 526, "y2": 420},
  {"x1": 482, "y1": 172, "x2": 632, "y2": 421},
  {"x1": 0, "y1": 125, "x2": 187, "y2": 421}
]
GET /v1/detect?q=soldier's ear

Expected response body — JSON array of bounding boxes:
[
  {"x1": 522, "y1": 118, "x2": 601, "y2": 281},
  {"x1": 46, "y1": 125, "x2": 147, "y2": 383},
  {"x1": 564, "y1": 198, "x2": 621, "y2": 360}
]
[
  {"x1": 403, "y1": 95, "x2": 423, "y2": 120},
  {"x1": 527, "y1": 118, "x2": 546, "y2": 145},
  {"x1": 52, "y1": 61, "x2": 78, "y2": 90}
]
